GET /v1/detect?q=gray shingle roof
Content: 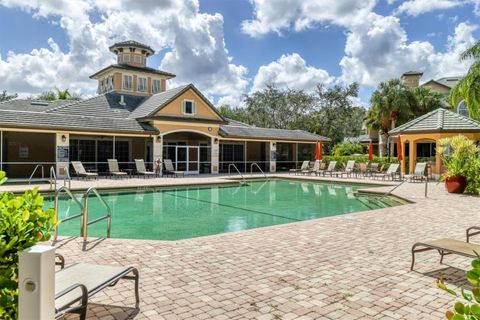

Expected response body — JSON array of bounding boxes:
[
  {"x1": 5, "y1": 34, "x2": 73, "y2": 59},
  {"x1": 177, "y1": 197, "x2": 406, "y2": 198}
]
[
  {"x1": 435, "y1": 76, "x2": 462, "y2": 89},
  {"x1": 0, "y1": 99, "x2": 72, "y2": 112},
  {"x1": 89, "y1": 64, "x2": 175, "y2": 79},
  {"x1": 219, "y1": 125, "x2": 330, "y2": 142},
  {"x1": 344, "y1": 134, "x2": 377, "y2": 143},
  {"x1": 48, "y1": 92, "x2": 147, "y2": 118},
  {"x1": 0, "y1": 109, "x2": 156, "y2": 134},
  {"x1": 389, "y1": 108, "x2": 480, "y2": 135},
  {"x1": 403, "y1": 71, "x2": 423, "y2": 75},
  {"x1": 109, "y1": 40, "x2": 154, "y2": 54}
]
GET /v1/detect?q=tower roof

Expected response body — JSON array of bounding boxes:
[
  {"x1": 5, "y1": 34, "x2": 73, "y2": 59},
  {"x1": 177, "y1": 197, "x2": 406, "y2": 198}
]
[{"x1": 109, "y1": 40, "x2": 155, "y2": 56}]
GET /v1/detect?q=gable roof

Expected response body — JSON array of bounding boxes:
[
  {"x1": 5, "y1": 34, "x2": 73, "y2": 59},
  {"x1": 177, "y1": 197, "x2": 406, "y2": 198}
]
[
  {"x1": 0, "y1": 99, "x2": 73, "y2": 112},
  {"x1": 421, "y1": 76, "x2": 462, "y2": 90},
  {"x1": 389, "y1": 108, "x2": 480, "y2": 135},
  {"x1": 219, "y1": 125, "x2": 330, "y2": 142},
  {"x1": 129, "y1": 83, "x2": 226, "y2": 121}
]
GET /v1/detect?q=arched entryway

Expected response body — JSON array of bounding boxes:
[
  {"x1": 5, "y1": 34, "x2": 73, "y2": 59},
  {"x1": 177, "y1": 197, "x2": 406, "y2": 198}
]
[{"x1": 162, "y1": 131, "x2": 212, "y2": 174}]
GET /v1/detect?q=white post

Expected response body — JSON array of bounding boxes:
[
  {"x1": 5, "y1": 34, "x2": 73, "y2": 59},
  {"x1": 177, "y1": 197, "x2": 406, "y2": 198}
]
[
  {"x1": 18, "y1": 245, "x2": 56, "y2": 320},
  {"x1": 153, "y1": 135, "x2": 162, "y2": 175},
  {"x1": 211, "y1": 137, "x2": 219, "y2": 174},
  {"x1": 269, "y1": 141, "x2": 276, "y2": 173},
  {"x1": 113, "y1": 136, "x2": 116, "y2": 159},
  {"x1": 55, "y1": 133, "x2": 69, "y2": 178}
]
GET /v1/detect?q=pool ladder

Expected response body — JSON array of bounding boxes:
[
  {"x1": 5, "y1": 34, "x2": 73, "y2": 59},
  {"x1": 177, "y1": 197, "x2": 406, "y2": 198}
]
[
  {"x1": 228, "y1": 163, "x2": 247, "y2": 185},
  {"x1": 250, "y1": 163, "x2": 269, "y2": 180},
  {"x1": 53, "y1": 186, "x2": 111, "y2": 242}
]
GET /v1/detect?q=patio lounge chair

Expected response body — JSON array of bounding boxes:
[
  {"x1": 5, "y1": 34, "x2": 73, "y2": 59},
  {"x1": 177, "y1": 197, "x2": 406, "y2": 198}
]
[
  {"x1": 304, "y1": 160, "x2": 321, "y2": 175},
  {"x1": 315, "y1": 162, "x2": 326, "y2": 176},
  {"x1": 410, "y1": 238, "x2": 480, "y2": 271},
  {"x1": 55, "y1": 254, "x2": 139, "y2": 320},
  {"x1": 71, "y1": 161, "x2": 98, "y2": 180},
  {"x1": 322, "y1": 161, "x2": 337, "y2": 176},
  {"x1": 164, "y1": 159, "x2": 185, "y2": 178},
  {"x1": 134, "y1": 159, "x2": 156, "y2": 178},
  {"x1": 357, "y1": 162, "x2": 368, "y2": 178},
  {"x1": 290, "y1": 160, "x2": 309, "y2": 175},
  {"x1": 107, "y1": 159, "x2": 127, "y2": 179},
  {"x1": 373, "y1": 163, "x2": 400, "y2": 181},
  {"x1": 408, "y1": 162, "x2": 427, "y2": 182},
  {"x1": 338, "y1": 160, "x2": 356, "y2": 178}
]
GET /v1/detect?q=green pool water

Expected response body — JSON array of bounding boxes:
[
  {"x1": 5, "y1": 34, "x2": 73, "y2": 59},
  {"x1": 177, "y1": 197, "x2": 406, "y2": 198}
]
[{"x1": 45, "y1": 179, "x2": 402, "y2": 241}]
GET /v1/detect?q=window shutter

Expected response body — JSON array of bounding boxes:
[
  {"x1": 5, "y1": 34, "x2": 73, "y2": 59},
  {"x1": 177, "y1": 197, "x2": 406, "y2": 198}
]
[
  {"x1": 182, "y1": 101, "x2": 185, "y2": 114},
  {"x1": 193, "y1": 101, "x2": 196, "y2": 115}
]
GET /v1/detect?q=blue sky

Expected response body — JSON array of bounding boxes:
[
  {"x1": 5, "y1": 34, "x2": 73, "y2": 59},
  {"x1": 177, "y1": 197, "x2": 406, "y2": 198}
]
[{"x1": 0, "y1": 0, "x2": 479, "y2": 106}]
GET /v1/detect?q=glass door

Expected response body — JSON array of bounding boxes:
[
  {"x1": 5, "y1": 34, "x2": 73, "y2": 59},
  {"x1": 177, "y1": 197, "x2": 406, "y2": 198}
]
[
  {"x1": 176, "y1": 146, "x2": 187, "y2": 171},
  {"x1": 188, "y1": 146, "x2": 199, "y2": 174}
]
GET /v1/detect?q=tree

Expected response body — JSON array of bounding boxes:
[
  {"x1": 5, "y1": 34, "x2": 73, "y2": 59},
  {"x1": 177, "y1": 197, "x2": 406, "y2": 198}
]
[
  {"x1": 0, "y1": 90, "x2": 17, "y2": 102},
  {"x1": 308, "y1": 83, "x2": 365, "y2": 143},
  {"x1": 35, "y1": 88, "x2": 81, "y2": 101},
  {"x1": 411, "y1": 86, "x2": 445, "y2": 117},
  {"x1": 56, "y1": 88, "x2": 71, "y2": 100},
  {"x1": 450, "y1": 41, "x2": 480, "y2": 120},
  {"x1": 366, "y1": 79, "x2": 416, "y2": 156},
  {"x1": 218, "y1": 105, "x2": 249, "y2": 123},
  {"x1": 36, "y1": 90, "x2": 56, "y2": 101}
]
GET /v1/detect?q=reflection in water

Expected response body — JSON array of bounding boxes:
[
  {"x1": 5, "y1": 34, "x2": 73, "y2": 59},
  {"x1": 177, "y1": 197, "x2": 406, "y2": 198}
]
[{"x1": 49, "y1": 180, "x2": 401, "y2": 241}]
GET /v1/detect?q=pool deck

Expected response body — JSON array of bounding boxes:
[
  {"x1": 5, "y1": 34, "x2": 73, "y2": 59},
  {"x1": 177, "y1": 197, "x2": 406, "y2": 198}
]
[{"x1": 6, "y1": 174, "x2": 477, "y2": 319}]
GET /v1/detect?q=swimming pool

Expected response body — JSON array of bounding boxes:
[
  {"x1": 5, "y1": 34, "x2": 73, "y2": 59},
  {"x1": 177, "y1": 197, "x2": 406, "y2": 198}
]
[{"x1": 46, "y1": 179, "x2": 403, "y2": 241}]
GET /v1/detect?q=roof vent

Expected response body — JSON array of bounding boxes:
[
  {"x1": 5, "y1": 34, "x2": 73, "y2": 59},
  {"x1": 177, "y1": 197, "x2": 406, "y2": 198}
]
[
  {"x1": 119, "y1": 95, "x2": 126, "y2": 106},
  {"x1": 30, "y1": 100, "x2": 49, "y2": 106}
]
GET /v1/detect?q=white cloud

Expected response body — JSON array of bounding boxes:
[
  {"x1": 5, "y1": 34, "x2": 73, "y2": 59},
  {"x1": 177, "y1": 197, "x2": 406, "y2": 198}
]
[
  {"x1": 0, "y1": 0, "x2": 248, "y2": 104},
  {"x1": 241, "y1": 0, "x2": 376, "y2": 37},
  {"x1": 395, "y1": 0, "x2": 462, "y2": 16},
  {"x1": 251, "y1": 53, "x2": 332, "y2": 92},
  {"x1": 340, "y1": 14, "x2": 477, "y2": 87}
]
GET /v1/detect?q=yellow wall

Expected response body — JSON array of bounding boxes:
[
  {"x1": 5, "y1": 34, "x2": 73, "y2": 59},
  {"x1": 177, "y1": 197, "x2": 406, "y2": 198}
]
[
  {"x1": 155, "y1": 121, "x2": 220, "y2": 137},
  {"x1": 422, "y1": 82, "x2": 450, "y2": 94},
  {"x1": 398, "y1": 132, "x2": 480, "y2": 175},
  {"x1": 156, "y1": 89, "x2": 222, "y2": 120}
]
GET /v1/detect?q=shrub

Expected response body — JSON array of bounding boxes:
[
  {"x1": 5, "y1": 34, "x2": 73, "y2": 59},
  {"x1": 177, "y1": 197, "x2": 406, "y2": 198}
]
[
  {"x1": 332, "y1": 142, "x2": 364, "y2": 156},
  {"x1": 438, "y1": 253, "x2": 480, "y2": 319},
  {"x1": 438, "y1": 135, "x2": 480, "y2": 194},
  {"x1": 321, "y1": 155, "x2": 398, "y2": 169},
  {"x1": 0, "y1": 171, "x2": 56, "y2": 319}
]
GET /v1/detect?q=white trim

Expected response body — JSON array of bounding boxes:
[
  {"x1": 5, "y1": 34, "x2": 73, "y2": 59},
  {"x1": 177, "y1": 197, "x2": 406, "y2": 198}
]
[
  {"x1": 161, "y1": 129, "x2": 214, "y2": 138},
  {"x1": 0, "y1": 127, "x2": 152, "y2": 137},
  {"x1": 182, "y1": 99, "x2": 196, "y2": 116},
  {"x1": 122, "y1": 74, "x2": 133, "y2": 91},
  {"x1": 137, "y1": 76, "x2": 147, "y2": 92},
  {"x1": 122, "y1": 53, "x2": 131, "y2": 63}
]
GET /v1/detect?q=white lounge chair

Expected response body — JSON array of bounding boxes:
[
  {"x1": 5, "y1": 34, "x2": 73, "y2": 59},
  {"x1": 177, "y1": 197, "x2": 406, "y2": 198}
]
[
  {"x1": 71, "y1": 161, "x2": 98, "y2": 180},
  {"x1": 373, "y1": 163, "x2": 400, "y2": 181},
  {"x1": 134, "y1": 159, "x2": 156, "y2": 178},
  {"x1": 304, "y1": 160, "x2": 321, "y2": 175},
  {"x1": 290, "y1": 160, "x2": 309, "y2": 175},
  {"x1": 408, "y1": 162, "x2": 427, "y2": 182},
  {"x1": 107, "y1": 159, "x2": 128, "y2": 179},
  {"x1": 54, "y1": 254, "x2": 139, "y2": 320},
  {"x1": 322, "y1": 161, "x2": 337, "y2": 176},
  {"x1": 164, "y1": 159, "x2": 185, "y2": 178},
  {"x1": 339, "y1": 160, "x2": 356, "y2": 178}
]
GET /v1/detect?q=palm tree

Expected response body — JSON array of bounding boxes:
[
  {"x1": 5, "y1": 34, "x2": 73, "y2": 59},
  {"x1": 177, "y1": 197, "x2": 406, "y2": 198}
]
[
  {"x1": 56, "y1": 88, "x2": 71, "y2": 100},
  {"x1": 367, "y1": 79, "x2": 415, "y2": 156},
  {"x1": 411, "y1": 86, "x2": 445, "y2": 116},
  {"x1": 450, "y1": 41, "x2": 480, "y2": 120}
]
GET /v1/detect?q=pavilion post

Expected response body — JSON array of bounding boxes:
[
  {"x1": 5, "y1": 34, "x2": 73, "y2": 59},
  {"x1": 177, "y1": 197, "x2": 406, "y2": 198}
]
[
  {"x1": 112, "y1": 136, "x2": 116, "y2": 159},
  {"x1": 0, "y1": 130, "x2": 3, "y2": 172}
]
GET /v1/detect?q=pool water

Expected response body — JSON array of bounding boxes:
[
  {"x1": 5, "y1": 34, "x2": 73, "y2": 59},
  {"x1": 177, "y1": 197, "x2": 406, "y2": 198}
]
[{"x1": 45, "y1": 179, "x2": 403, "y2": 241}]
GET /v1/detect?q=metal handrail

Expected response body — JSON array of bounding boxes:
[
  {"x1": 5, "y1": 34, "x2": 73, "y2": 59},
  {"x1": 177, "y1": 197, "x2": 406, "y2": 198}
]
[
  {"x1": 64, "y1": 168, "x2": 72, "y2": 189},
  {"x1": 228, "y1": 164, "x2": 246, "y2": 185},
  {"x1": 28, "y1": 164, "x2": 44, "y2": 184},
  {"x1": 82, "y1": 187, "x2": 111, "y2": 241},
  {"x1": 250, "y1": 163, "x2": 268, "y2": 179},
  {"x1": 53, "y1": 186, "x2": 84, "y2": 241},
  {"x1": 379, "y1": 178, "x2": 408, "y2": 200},
  {"x1": 49, "y1": 166, "x2": 57, "y2": 190}
]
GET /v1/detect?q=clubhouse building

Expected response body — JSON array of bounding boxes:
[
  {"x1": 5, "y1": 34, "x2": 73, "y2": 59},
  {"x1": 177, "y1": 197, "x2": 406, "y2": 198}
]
[{"x1": 0, "y1": 41, "x2": 328, "y2": 178}]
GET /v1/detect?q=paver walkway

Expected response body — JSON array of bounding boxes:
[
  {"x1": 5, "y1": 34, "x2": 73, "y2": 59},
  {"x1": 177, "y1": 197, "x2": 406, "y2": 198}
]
[{"x1": 22, "y1": 176, "x2": 479, "y2": 319}]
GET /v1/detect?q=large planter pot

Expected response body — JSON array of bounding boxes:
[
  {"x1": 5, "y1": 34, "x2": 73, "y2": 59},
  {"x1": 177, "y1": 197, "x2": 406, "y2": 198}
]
[{"x1": 445, "y1": 176, "x2": 467, "y2": 194}]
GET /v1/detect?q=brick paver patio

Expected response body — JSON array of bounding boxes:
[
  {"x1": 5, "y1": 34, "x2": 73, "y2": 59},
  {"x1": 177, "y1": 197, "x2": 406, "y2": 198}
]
[{"x1": 7, "y1": 175, "x2": 478, "y2": 319}]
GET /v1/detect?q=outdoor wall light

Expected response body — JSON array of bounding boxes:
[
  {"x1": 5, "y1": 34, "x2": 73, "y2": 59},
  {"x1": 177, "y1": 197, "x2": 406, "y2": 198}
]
[
  {"x1": 156, "y1": 135, "x2": 161, "y2": 143},
  {"x1": 208, "y1": 127, "x2": 212, "y2": 131},
  {"x1": 272, "y1": 142, "x2": 276, "y2": 147},
  {"x1": 214, "y1": 138, "x2": 219, "y2": 144},
  {"x1": 61, "y1": 135, "x2": 67, "y2": 142}
]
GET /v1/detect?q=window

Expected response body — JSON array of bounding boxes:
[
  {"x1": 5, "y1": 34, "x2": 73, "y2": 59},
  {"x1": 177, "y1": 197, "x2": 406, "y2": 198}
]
[
  {"x1": 152, "y1": 79, "x2": 161, "y2": 93},
  {"x1": 134, "y1": 55, "x2": 142, "y2": 64},
  {"x1": 123, "y1": 75, "x2": 132, "y2": 90},
  {"x1": 183, "y1": 100, "x2": 195, "y2": 115},
  {"x1": 137, "y1": 77, "x2": 147, "y2": 92},
  {"x1": 122, "y1": 54, "x2": 130, "y2": 63},
  {"x1": 107, "y1": 76, "x2": 114, "y2": 91},
  {"x1": 457, "y1": 100, "x2": 470, "y2": 118}
]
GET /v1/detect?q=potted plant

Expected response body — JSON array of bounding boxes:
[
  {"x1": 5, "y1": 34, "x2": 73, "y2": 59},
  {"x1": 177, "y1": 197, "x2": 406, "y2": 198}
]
[{"x1": 438, "y1": 135, "x2": 479, "y2": 194}]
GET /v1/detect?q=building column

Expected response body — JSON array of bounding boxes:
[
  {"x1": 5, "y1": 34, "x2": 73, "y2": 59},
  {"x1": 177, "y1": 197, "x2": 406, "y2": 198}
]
[
  {"x1": 409, "y1": 141, "x2": 416, "y2": 174},
  {"x1": 211, "y1": 137, "x2": 219, "y2": 174},
  {"x1": 269, "y1": 141, "x2": 276, "y2": 173},
  {"x1": 55, "y1": 133, "x2": 69, "y2": 178},
  {"x1": 435, "y1": 140, "x2": 442, "y2": 176},
  {"x1": 400, "y1": 139, "x2": 406, "y2": 176},
  {"x1": 153, "y1": 135, "x2": 162, "y2": 175},
  {"x1": 0, "y1": 130, "x2": 3, "y2": 172}
]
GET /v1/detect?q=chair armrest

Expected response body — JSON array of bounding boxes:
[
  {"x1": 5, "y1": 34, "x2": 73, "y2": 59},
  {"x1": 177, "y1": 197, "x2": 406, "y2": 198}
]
[
  {"x1": 55, "y1": 253, "x2": 65, "y2": 269},
  {"x1": 55, "y1": 283, "x2": 88, "y2": 317},
  {"x1": 467, "y1": 226, "x2": 480, "y2": 242}
]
